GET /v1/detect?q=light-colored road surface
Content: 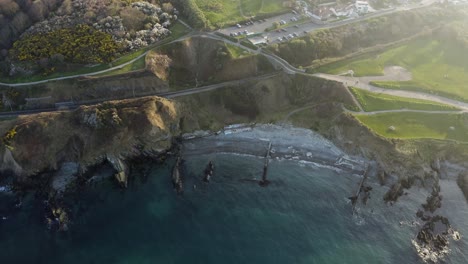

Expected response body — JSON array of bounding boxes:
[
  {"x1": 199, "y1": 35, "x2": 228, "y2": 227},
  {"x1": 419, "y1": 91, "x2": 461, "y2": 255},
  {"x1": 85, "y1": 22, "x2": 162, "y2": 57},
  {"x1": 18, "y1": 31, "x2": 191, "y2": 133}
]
[
  {"x1": 0, "y1": 72, "x2": 281, "y2": 117},
  {"x1": 0, "y1": 30, "x2": 197, "y2": 87},
  {"x1": 345, "y1": 109, "x2": 465, "y2": 115},
  {"x1": 313, "y1": 68, "x2": 468, "y2": 112},
  {"x1": 218, "y1": 0, "x2": 437, "y2": 44},
  {"x1": 0, "y1": 51, "x2": 150, "y2": 87},
  {"x1": 0, "y1": 1, "x2": 434, "y2": 87},
  {"x1": 2, "y1": 0, "x2": 459, "y2": 121}
]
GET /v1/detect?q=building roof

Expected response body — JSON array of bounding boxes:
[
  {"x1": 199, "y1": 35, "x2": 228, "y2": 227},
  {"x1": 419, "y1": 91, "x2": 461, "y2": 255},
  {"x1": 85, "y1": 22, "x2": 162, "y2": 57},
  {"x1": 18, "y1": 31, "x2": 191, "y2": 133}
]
[{"x1": 250, "y1": 37, "x2": 267, "y2": 45}]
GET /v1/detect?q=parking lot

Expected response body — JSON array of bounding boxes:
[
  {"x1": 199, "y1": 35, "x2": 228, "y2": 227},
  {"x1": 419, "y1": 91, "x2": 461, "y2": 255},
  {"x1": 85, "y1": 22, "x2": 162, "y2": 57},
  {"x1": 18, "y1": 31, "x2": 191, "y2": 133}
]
[
  {"x1": 216, "y1": 11, "x2": 326, "y2": 45},
  {"x1": 215, "y1": 2, "x2": 435, "y2": 47},
  {"x1": 217, "y1": 13, "x2": 298, "y2": 38}
]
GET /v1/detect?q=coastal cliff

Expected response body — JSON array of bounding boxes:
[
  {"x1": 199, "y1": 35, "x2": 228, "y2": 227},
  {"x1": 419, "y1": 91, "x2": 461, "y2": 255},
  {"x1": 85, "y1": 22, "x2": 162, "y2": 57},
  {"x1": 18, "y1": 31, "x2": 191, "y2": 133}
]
[{"x1": 0, "y1": 96, "x2": 181, "y2": 190}]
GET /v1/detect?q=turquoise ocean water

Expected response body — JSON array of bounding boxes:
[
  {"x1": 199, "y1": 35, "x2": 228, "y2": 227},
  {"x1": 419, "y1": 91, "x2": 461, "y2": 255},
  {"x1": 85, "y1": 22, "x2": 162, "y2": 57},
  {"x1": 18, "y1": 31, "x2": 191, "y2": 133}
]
[{"x1": 1, "y1": 153, "x2": 468, "y2": 263}]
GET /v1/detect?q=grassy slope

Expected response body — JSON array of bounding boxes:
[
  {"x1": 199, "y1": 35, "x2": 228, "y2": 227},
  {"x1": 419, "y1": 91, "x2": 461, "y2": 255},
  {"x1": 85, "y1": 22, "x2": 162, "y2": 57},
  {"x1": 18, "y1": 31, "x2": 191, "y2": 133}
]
[
  {"x1": 319, "y1": 37, "x2": 468, "y2": 101},
  {"x1": 355, "y1": 112, "x2": 468, "y2": 142},
  {"x1": 195, "y1": 0, "x2": 285, "y2": 27},
  {"x1": 225, "y1": 43, "x2": 251, "y2": 58},
  {"x1": 350, "y1": 87, "x2": 459, "y2": 112}
]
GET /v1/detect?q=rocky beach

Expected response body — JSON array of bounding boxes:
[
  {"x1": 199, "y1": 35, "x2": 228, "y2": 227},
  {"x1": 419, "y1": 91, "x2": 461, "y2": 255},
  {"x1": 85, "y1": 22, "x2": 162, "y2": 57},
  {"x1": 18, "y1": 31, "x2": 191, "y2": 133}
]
[{"x1": 1, "y1": 121, "x2": 467, "y2": 263}]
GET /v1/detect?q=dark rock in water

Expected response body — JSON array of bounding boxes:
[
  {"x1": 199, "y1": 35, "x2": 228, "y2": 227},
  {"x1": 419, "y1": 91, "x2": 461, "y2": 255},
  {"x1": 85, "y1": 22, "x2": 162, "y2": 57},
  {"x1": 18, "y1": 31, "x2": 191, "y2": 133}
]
[
  {"x1": 44, "y1": 200, "x2": 70, "y2": 232},
  {"x1": 348, "y1": 196, "x2": 358, "y2": 206},
  {"x1": 259, "y1": 164, "x2": 270, "y2": 187},
  {"x1": 383, "y1": 182, "x2": 404, "y2": 203},
  {"x1": 172, "y1": 157, "x2": 183, "y2": 194},
  {"x1": 203, "y1": 161, "x2": 214, "y2": 183},
  {"x1": 422, "y1": 182, "x2": 442, "y2": 213},
  {"x1": 413, "y1": 215, "x2": 457, "y2": 263}
]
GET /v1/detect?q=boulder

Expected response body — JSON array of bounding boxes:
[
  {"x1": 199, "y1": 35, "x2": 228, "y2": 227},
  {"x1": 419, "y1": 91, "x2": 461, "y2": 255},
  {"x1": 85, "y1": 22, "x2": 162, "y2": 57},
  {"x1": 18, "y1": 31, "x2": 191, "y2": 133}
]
[{"x1": 106, "y1": 155, "x2": 129, "y2": 188}]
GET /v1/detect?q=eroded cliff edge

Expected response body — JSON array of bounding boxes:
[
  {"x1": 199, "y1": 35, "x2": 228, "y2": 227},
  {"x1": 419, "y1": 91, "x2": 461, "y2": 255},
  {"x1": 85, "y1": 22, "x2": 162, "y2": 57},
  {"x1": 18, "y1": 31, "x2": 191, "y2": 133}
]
[{"x1": 0, "y1": 96, "x2": 181, "y2": 189}]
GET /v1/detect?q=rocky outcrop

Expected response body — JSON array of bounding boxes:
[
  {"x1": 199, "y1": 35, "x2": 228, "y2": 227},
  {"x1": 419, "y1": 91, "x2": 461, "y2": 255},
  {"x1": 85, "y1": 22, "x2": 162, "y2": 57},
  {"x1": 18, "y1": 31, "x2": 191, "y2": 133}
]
[
  {"x1": 412, "y1": 215, "x2": 460, "y2": 263},
  {"x1": 106, "y1": 155, "x2": 129, "y2": 188},
  {"x1": 0, "y1": 96, "x2": 181, "y2": 189},
  {"x1": 171, "y1": 156, "x2": 183, "y2": 194}
]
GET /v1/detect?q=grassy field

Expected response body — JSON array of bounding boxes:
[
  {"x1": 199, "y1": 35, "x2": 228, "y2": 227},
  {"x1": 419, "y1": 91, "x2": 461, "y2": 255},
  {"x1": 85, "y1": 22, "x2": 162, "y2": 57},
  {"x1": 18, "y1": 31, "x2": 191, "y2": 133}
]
[
  {"x1": 350, "y1": 87, "x2": 459, "y2": 112},
  {"x1": 195, "y1": 0, "x2": 286, "y2": 27},
  {"x1": 354, "y1": 112, "x2": 468, "y2": 142},
  {"x1": 319, "y1": 37, "x2": 468, "y2": 101},
  {"x1": 225, "y1": 43, "x2": 251, "y2": 58}
]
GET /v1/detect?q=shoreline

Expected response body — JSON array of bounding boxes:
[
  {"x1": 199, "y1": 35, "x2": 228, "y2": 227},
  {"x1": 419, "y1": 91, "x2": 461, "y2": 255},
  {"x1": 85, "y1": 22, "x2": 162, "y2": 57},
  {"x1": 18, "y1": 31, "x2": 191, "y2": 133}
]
[{"x1": 181, "y1": 123, "x2": 367, "y2": 176}]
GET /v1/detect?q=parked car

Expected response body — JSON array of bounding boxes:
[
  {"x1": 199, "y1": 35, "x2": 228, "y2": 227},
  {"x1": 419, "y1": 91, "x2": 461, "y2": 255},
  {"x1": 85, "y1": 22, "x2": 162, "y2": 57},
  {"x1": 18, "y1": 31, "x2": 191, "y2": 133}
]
[
  {"x1": 236, "y1": 24, "x2": 242, "y2": 28},
  {"x1": 281, "y1": 28, "x2": 287, "y2": 32},
  {"x1": 293, "y1": 32, "x2": 298, "y2": 37},
  {"x1": 294, "y1": 25, "x2": 299, "y2": 28}
]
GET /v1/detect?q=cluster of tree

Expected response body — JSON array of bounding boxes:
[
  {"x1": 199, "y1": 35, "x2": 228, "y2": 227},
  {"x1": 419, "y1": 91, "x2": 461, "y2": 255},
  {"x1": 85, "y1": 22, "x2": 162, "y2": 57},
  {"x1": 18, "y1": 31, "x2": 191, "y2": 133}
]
[
  {"x1": 171, "y1": 0, "x2": 211, "y2": 29},
  {"x1": 0, "y1": 0, "x2": 64, "y2": 49},
  {"x1": 269, "y1": 7, "x2": 459, "y2": 67},
  {"x1": 11, "y1": 24, "x2": 122, "y2": 64}
]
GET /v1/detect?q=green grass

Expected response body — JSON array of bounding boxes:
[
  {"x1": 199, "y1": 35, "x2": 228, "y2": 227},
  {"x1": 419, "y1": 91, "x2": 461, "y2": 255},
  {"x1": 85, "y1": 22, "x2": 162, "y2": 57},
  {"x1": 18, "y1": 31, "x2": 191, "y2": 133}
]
[
  {"x1": 195, "y1": 0, "x2": 286, "y2": 27},
  {"x1": 355, "y1": 112, "x2": 468, "y2": 142},
  {"x1": 95, "y1": 56, "x2": 146, "y2": 77},
  {"x1": 350, "y1": 87, "x2": 459, "y2": 112},
  {"x1": 225, "y1": 43, "x2": 250, "y2": 58},
  {"x1": 318, "y1": 37, "x2": 468, "y2": 101},
  {"x1": 0, "y1": 21, "x2": 190, "y2": 83}
]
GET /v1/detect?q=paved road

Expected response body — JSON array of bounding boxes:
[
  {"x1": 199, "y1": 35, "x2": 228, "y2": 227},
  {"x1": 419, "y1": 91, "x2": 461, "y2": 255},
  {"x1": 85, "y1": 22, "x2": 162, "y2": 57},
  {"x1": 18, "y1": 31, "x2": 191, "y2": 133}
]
[
  {"x1": 345, "y1": 108, "x2": 465, "y2": 115},
  {"x1": 0, "y1": 52, "x2": 150, "y2": 87},
  {"x1": 313, "y1": 72, "x2": 468, "y2": 111},
  {"x1": 0, "y1": 1, "x2": 434, "y2": 87},
  {"x1": 218, "y1": 0, "x2": 436, "y2": 45},
  {"x1": 0, "y1": 72, "x2": 281, "y2": 117},
  {"x1": 0, "y1": 29, "x2": 196, "y2": 88}
]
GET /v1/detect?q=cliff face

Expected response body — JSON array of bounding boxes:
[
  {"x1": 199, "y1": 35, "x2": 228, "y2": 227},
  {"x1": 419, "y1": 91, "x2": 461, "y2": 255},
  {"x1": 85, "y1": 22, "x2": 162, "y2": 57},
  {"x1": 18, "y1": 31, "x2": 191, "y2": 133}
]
[{"x1": 0, "y1": 96, "x2": 181, "y2": 187}]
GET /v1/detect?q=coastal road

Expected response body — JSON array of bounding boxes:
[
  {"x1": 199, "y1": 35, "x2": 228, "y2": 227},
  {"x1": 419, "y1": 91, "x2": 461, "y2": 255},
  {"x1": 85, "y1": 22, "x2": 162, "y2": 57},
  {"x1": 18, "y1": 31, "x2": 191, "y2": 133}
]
[
  {"x1": 0, "y1": 1, "x2": 435, "y2": 87},
  {"x1": 313, "y1": 72, "x2": 468, "y2": 112},
  {"x1": 0, "y1": 52, "x2": 151, "y2": 87},
  {"x1": 0, "y1": 29, "x2": 197, "y2": 88},
  {"x1": 344, "y1": 109, "x2": 466, "y2": 115},
  {"x1": 0, "y1": 72, "x2": 281, "y2": 117},
  {"x1": 218, "y1": 0, "x2": 437, "y2": 45}
]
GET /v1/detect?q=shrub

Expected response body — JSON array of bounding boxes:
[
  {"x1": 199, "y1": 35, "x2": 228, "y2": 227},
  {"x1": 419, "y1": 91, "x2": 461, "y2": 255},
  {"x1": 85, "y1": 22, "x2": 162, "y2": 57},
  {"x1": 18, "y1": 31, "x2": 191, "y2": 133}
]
[{"x1": 12, "y1": 24, "x2": 122, "y2": 64}]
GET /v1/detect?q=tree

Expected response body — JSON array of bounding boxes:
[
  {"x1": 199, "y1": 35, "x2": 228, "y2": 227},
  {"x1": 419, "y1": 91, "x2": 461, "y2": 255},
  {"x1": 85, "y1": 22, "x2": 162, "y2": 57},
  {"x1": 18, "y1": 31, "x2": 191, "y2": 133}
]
[
  {"x1": 28, "y1": 0, "x2": 47, "y2": 21},
  {"x1": 120, "y1": 6, "x2": 146, "y2": 31},
  {"x1": 0, "y1": 0, "x2": 19, "y2": 17},
  {"x1": 162, "y1": 2, "x2": 174, "y2": 13},
  {"x1": 9, "y1": 11, "x2": 31, "y2": 36}
]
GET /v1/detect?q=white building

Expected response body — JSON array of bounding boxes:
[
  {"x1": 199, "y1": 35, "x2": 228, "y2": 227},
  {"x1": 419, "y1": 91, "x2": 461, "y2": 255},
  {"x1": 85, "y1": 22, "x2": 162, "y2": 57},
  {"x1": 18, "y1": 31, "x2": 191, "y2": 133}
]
[
  {"x1": 250, "y1": 36, "x2": 268, "y2": 46},
  {"x1": 355, "y1": 1, "x2": 369, "y2": 13}
]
